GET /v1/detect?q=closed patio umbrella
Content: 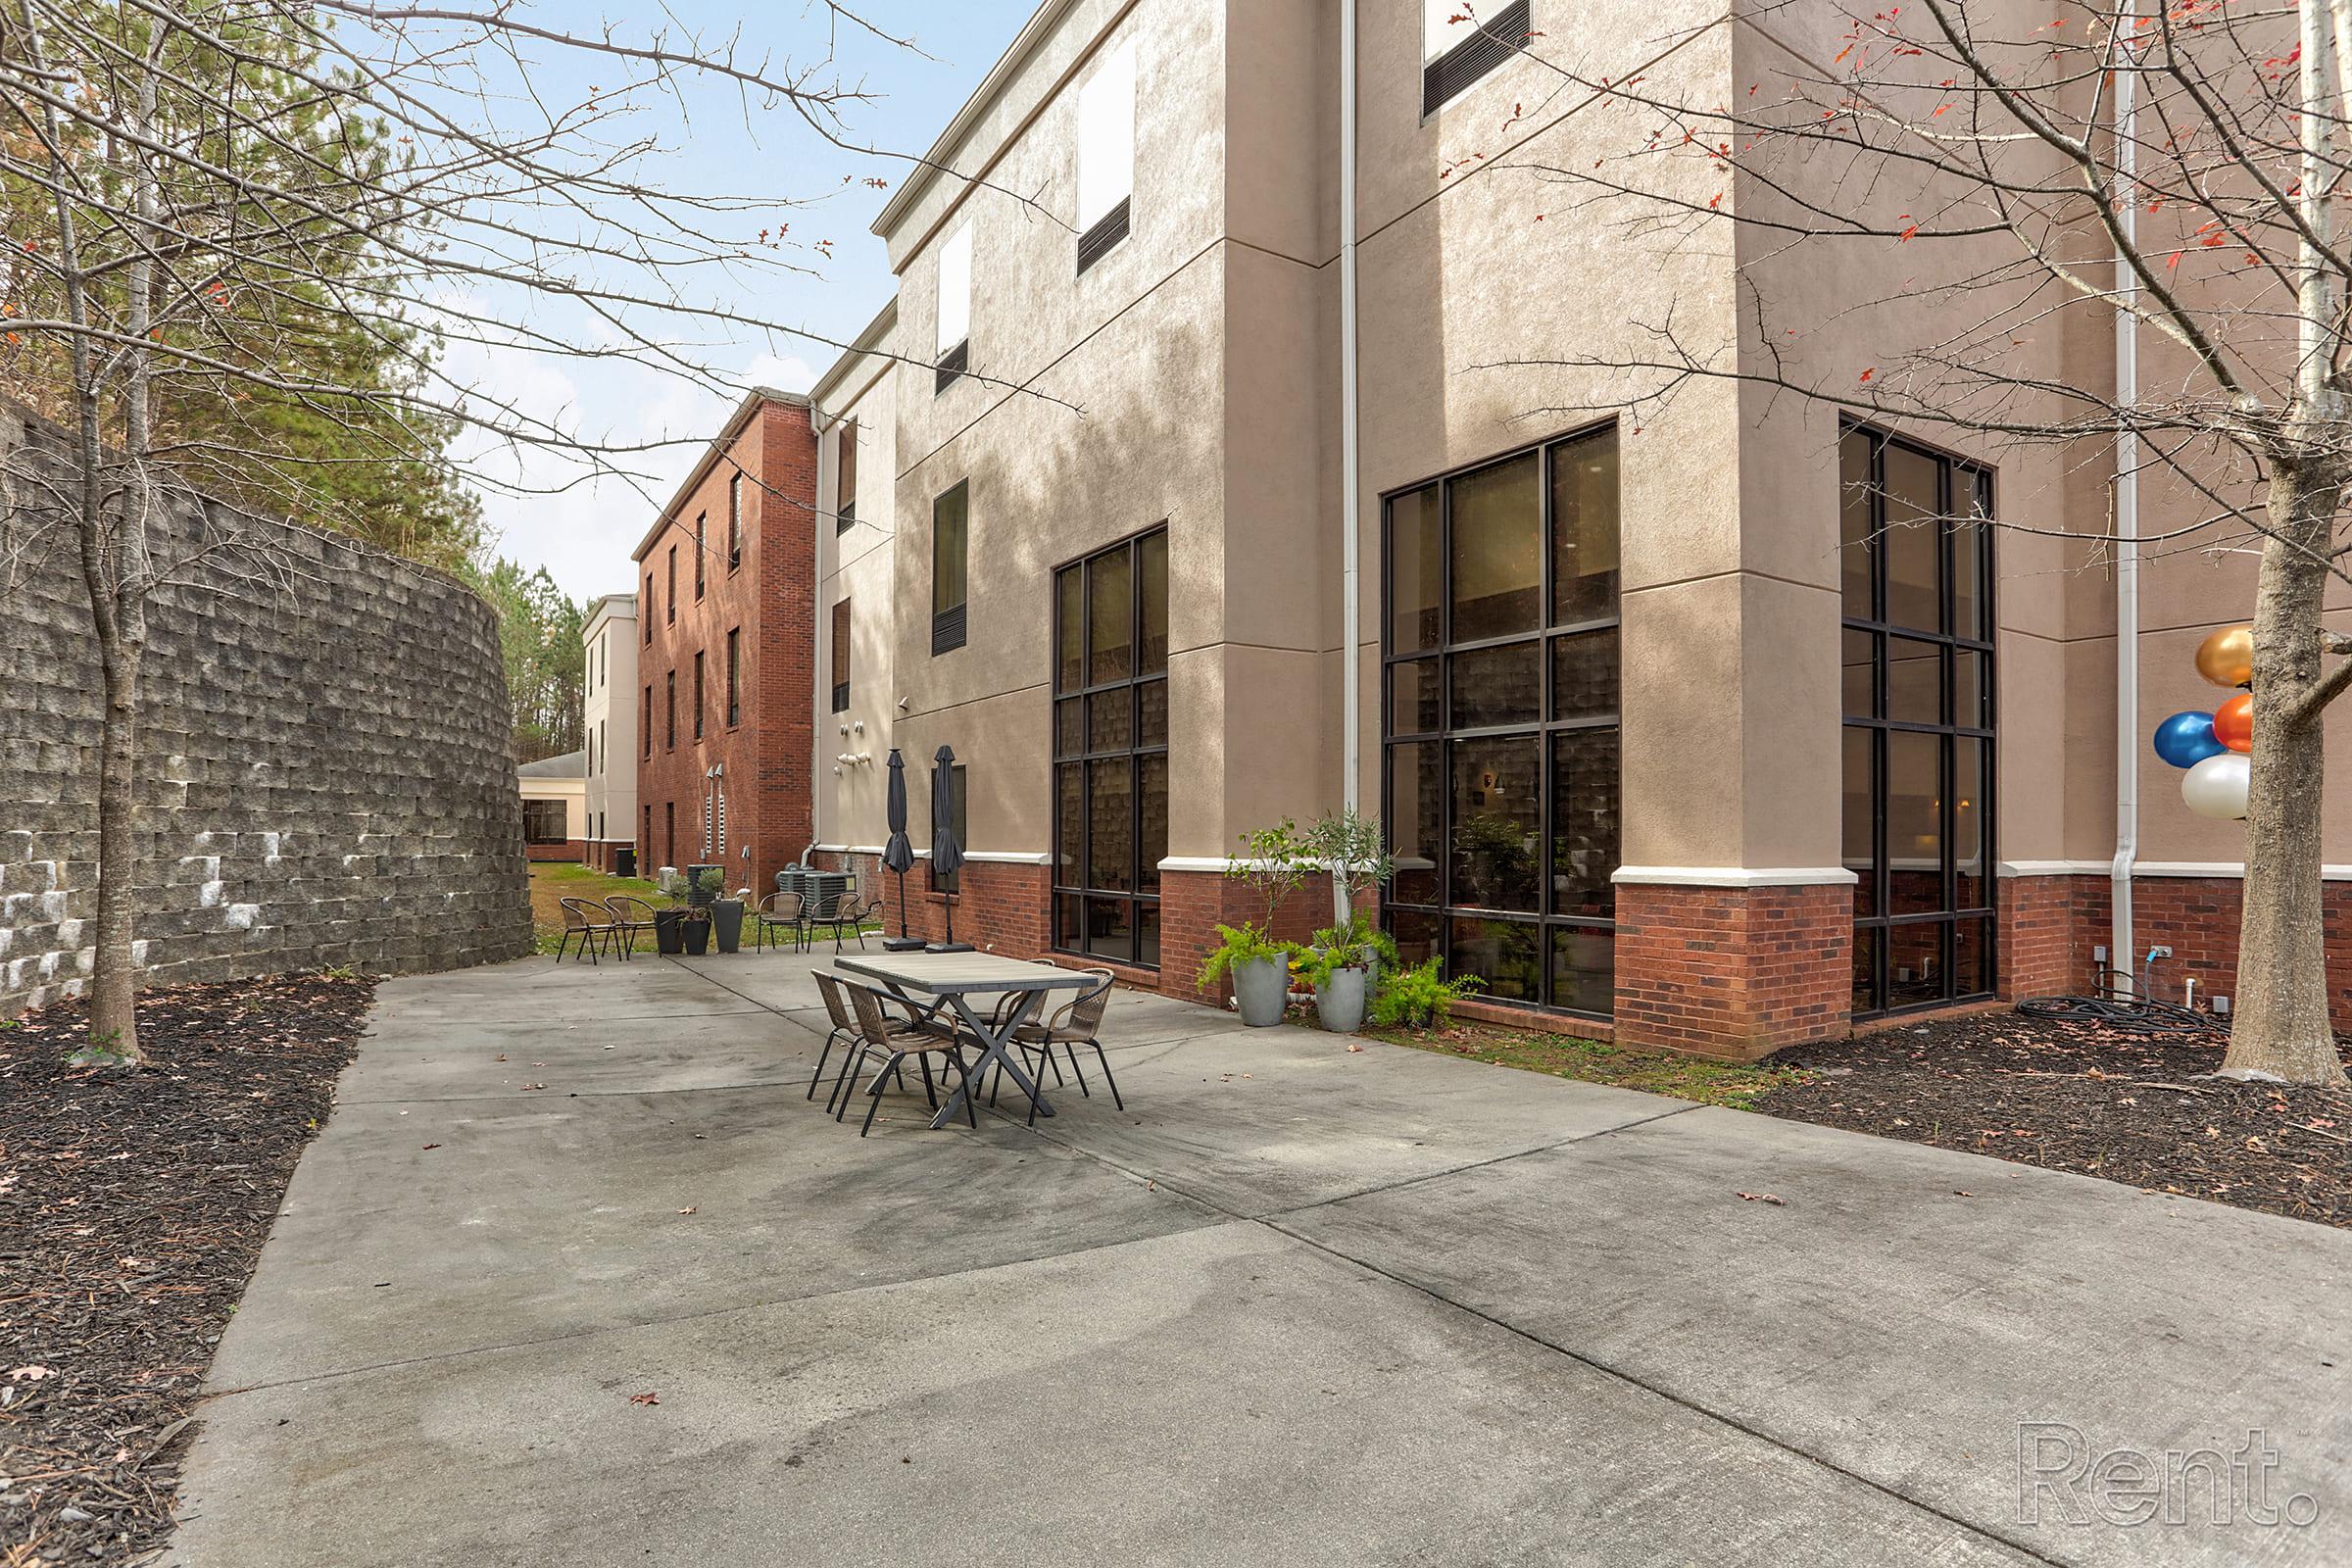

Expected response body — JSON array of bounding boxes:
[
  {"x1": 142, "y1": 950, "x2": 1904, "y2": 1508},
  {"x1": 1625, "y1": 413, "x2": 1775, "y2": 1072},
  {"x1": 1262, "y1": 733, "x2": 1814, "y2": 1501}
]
[
  {"x1": 929, "y1": 744, "x2": 972, "y2": 953},
  {"x1": 880, "y1": 749, "x2": 922, "y2": 951}
]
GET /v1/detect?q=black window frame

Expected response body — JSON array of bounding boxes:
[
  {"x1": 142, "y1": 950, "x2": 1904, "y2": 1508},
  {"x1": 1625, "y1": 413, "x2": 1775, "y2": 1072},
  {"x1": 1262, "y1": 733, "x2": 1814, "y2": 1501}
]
[
  {"x1": 932, "y1": 480, "x2": 969, "y2": 655},
  {"x1": 1051, "y1": 525, "x2": 1169, "y2": 969},
  {"x1": 1380, "y1": 419, "x2": 1623, "y2": 1020},
  {"x1": 728, "y1": 474, "x2": 744, "y2": 570},
  {"x1": 725, "y1": 627, "x2": 742, "y2": 728},
  {"x1": 935, "y1": 338, "x2": 969, "y2": 395},
  {"x1": 1077, "y1": 195, "x2": 1130, "y2": 274},
  {"x1": 1839, "y1": 420, "x2": 1998, "y2": 1020},
  {"x1": 1423, "y1": 0, "x2": 1529, "y2": 117},
  {"x1": 694, "y1": 514, "x2": 707, "y2": 599},
  {"x1": 665, "y1": 548, "x2": 676, "y2": 624},
  {"x1": 664, "y1": 669, "x2": 676, "y2": 751},
  {"x1": 522, "y1": 798, "x2": 568, "y2": 846},
  {"x1": 644, "y1": 574, "x2": 654, "y2": 641},
  {"x1": 835, "y1": 418, "x2": 858, "y2": 534},
  {"x1": 831, "y1": 598, "x2": 852, "y2": 713},
  {"x1": 692, "y1": 651, "x2": 706, "y2": 742}
]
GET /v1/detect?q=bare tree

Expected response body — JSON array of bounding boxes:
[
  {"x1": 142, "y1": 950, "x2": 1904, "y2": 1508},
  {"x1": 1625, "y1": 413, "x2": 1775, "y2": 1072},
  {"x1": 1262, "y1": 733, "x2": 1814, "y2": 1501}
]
[
  {"x1": 1456, "y1": 0, "x2": 2352, "y2": 1082},
  {"x1": 0, "y1": 0, "x2": 950, "y2": 1060}
]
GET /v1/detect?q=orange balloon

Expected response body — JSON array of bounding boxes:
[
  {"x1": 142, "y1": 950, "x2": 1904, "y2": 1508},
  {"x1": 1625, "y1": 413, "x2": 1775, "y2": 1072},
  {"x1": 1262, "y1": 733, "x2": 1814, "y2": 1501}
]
[
  {"x1": 2213, "y1": 692, "x2": 2254, "y2": 754},
  {"x1": 2195, "y1": 624, "x2": 2254, "y2": 688}
]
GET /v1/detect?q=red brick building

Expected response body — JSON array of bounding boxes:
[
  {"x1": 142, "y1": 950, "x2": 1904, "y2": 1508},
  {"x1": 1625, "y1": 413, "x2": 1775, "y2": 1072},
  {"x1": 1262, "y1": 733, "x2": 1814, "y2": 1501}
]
[{"x1": 631, "y1": 390, "x2": 817, "y2": 897}]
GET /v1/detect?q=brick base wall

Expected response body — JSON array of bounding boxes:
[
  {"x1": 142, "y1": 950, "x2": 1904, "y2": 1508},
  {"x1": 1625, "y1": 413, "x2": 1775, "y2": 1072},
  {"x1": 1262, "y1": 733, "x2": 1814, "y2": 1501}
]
[
  {"x1": 2004, "y1": 872, "x2": 2352, "y2": 1028},
  {"x1": 526, "y1": 840, "x2": 586, "y2": 863},
  {"x1": 1613, "y1": 881, "x2": 1853, "y2": 1060}
]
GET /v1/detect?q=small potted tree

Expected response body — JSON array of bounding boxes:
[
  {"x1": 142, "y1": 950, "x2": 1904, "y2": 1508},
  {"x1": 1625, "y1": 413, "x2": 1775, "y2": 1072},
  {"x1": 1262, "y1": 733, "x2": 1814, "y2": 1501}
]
[
  {"x1": 1299, "y1": 808, "x2": 1397, "y2": 1028},
  {"x1": 710, "y1": 877, "x2": 746, "y2": 955},
  {"x1": 652, "y1": 868, "x2": 689, "y2": 955},
  {"x1": 1198, "y1": 819, "x2": 1306, "y2": 1027},
  {"x1": 679, "y1": 869, "x2": 720, "y2": 955}
]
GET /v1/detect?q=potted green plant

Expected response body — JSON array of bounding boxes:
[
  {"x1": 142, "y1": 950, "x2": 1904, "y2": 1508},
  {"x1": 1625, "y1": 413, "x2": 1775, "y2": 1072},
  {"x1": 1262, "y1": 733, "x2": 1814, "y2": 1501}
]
[
  {"x1": 1200, "y1": 820, "x2": 1308, "y2": 1026},
  {"x1": 1198, "y1": 923, "x2": 1297, "y2": 1028},
  {"x1": 710, "y1": 875, "x2": 745, "y2": 954},
  {"x1": 1301, "y1": 916, "x2": 1401, "y2": 1033},
  {"x1": 686, "y1": 863, "x2": 722, "y2": 909},
  {"x1": 1368, "y1": 957, "x2": 1484, "y2": 1032}
]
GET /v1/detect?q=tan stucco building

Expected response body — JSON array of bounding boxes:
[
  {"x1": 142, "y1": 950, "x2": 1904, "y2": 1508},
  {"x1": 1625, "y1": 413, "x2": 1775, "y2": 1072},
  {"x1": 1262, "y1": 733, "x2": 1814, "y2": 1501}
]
[
  {"x1": 581, "y1": 593, "x2": 638, "y2": 874},
  {"x1": 697, "y1": 0, "x2": 2352, "y2": 1055}
]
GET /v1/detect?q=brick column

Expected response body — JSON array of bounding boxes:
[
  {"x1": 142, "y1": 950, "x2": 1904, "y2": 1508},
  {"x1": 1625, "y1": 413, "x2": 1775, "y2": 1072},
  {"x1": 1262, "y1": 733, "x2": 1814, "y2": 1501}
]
[{"x1": 1612, "y1": 872, "x2": 1853, "y2": 1059}]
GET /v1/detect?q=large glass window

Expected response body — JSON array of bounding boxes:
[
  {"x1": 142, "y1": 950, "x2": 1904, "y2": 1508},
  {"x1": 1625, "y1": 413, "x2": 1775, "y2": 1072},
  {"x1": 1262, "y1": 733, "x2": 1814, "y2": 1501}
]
[
  {"x1": 1382, "y1": 423, "x2": 1621, "y2": 1019},
  {"x1": 1054, "y1": 527, "x2": 1168, "y2": 967},
  {"x1": 1839, "y1": 423, "x2": 1995, "y2": 1017}
]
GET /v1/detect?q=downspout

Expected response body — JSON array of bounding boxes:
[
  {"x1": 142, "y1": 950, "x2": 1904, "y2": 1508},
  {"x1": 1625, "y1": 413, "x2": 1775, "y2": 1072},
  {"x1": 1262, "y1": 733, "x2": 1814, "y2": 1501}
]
[
  {"x1": 808, "y1": 402, "x2": 827, "y2": 866},
  {"x1": 1339, "y1": 0, "x2": 1362, "y2": 835},
  {"x1": 2110, "y1": 8, "x2": 2140, "y2": 994}
]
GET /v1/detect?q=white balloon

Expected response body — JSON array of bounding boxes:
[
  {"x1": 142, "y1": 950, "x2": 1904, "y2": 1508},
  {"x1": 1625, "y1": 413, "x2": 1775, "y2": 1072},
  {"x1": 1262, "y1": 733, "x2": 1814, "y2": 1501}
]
[{"x1": 2181, "y1": 752, "x2": 2250, "y2": 821}]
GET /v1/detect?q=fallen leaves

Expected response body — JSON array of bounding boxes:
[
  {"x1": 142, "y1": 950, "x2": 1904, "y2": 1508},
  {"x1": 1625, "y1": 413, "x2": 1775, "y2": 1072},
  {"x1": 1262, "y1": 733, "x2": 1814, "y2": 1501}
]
[{"x1": 629, "y1": 1392, "x2": 661, "y2": 1407}]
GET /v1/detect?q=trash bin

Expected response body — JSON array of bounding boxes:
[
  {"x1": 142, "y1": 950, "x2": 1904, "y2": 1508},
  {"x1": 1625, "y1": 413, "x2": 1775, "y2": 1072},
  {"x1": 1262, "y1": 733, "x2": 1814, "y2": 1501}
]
[{"x1": 614, "y1": 847, "x2": 638, "y2": 879}]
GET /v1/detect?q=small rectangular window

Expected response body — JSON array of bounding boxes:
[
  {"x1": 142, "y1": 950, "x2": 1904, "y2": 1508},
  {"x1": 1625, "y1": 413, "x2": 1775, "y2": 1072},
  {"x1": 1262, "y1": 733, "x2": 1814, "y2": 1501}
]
[
  {"x1": 665, "y1": 548, "x2": 676, "y2": 623},
  {"x1": 936, "y1": 225, "x2": 972, "y2": 391},
  {"x1": 1422, "y1": 0, "x2": 1528, "y2": 116},
  {"x1": 835, "y1": 418, "x2": 858, "y2": 533},
  {"x1": 1076, "y1": 40, "x2": 1136, "y2": 272},
  {"x1": 932, "y1": 481, "x2": 969, "y2": 654},
  {"x1": 693, "y1": 651, "x2": 706, "y2": 741},
  {"x1": 832, "y1": 599, "x2": 852, "y2": 712},
  {"x1": 643, "y1": 686, "x2": 653, "y2": 759},
  {"x1": 644, "y1": 575, "x2": 654, "y2": 641},
  {"x1": 728, "y1": 475, "x2": 743, "y2": 568},
  {"x1": 522, "y1": 799, "x2": 568, "y2": 845},
  {"x1": 726, "y1": 628, "x2": 741, "y2": 727},
  {"x1": 694, "y1": 514, "x2": 707, "y2": 598},
  {"x1": 664, "y1": 670, "x2": 676, "y2": 750}
]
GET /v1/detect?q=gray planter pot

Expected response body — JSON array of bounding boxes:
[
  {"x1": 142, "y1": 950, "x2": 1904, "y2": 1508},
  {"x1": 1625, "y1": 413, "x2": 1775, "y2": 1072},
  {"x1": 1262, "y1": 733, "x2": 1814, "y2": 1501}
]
[
  {"x1": 1314, "y1": 966, "x2": 1368, "y2": 1034},
  {"x1": 710, "y1": 900, "x2": 744, "y2": 954},
  {"x1": 1230, "y1": 955, "x2": 1291, "y2": 1028}
]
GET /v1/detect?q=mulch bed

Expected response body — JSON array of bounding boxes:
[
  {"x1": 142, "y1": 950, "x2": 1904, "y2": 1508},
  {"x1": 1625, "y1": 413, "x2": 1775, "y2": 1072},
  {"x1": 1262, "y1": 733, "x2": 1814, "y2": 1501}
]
[
  {"x1": 1759, "y1": 1009, "x2": 2352, "y2": 1230},
  {"x1": 1, "y1": 974, "x2": 371, "y2": 1566}
]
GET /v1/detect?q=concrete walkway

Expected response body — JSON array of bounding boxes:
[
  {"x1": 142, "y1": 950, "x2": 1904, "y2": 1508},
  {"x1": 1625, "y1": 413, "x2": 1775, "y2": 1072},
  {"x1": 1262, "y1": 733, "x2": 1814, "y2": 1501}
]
[{"x1": 167, "y1": 954, "x2": 2351, "y2": 1567}]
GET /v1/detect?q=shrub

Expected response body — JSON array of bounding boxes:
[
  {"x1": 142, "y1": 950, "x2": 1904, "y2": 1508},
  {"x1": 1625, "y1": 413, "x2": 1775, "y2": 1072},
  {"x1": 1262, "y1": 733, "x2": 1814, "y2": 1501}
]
[
  {"x1": 1369, "y1": 957, "x2": 1484, "y2": 1031},
  {"x1": 1196, "y1": 922, "x2": 1294, "y2": 992}
]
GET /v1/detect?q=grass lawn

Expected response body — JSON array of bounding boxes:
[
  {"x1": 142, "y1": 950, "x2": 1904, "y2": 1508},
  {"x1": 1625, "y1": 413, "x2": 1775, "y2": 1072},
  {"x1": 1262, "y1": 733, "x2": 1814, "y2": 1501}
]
[
  {"x1": 1367, "y1": 1020, "x2": 1810, "y2": 1110},
  {"x1": 527, "y1": 861, "x2": 885, "y2": 956},
  {"x1": 528, "y1": 861, "x2": 666, "y2": 954}
]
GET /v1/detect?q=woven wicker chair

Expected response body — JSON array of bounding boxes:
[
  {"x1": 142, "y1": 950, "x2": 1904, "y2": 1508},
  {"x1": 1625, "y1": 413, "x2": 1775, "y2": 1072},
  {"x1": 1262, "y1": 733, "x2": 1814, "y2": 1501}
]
[
  {"x1": 754, "y1": 891, "x2": 807, "y2": 953},
  {"x1": 808, "y1": 969, "x2": 928, "y2": 1107},
  {"x1": 603, "y1": 895, "x2": 660, "y2": 958},
  {"x1": 837, "y1": 979, "x2": 979, "y2": 1136},
  {"x1": 555, "y1": 897, "x2": 619, "y2": 964},
  {"x1": 1004, "y1": 968, "x2": 1121, "y2": 1124}
]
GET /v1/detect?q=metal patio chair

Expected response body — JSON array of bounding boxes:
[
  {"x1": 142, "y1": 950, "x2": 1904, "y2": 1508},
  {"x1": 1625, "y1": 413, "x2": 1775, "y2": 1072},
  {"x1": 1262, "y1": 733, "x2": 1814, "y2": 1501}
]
[
  {"x1": 808, "y1": 889, "x2": 868, "y2": 952},
  {"x1": 555, "y1": 897, "x2": 619, "y2": 964},
  {"x1": 808, "y1": 970, "x2": 927, "y2": 1107},
  {"x1": 836, "y1": 979, "x2": 980, "y2": 1137},
  {"x1": 754, "y1": 891, "x2": 807, "y2": 953},
  {"x1": 1004, "y1": 968, "x2": 1121, "y2": 1124},
  {"x1": 603, "y1": 895, "x2": 660, "y2": 958}
]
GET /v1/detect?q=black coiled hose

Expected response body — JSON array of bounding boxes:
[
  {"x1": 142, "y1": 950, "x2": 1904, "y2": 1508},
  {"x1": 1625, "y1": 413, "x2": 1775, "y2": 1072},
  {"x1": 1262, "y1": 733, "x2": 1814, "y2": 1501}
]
[{"x1": 2015, "y1": 970, "x2": 2230, "y2": 1037}]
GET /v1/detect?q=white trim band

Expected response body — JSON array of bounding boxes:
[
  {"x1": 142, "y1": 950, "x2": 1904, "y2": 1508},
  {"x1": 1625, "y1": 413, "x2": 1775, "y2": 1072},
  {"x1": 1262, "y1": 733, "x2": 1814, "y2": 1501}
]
[
  {"x1": 2001, "y1": 859, "x2": 2352, "y2": 882},
  {"x1": 1611, "y1": 866, "x2": 1858, "y2": 889}
]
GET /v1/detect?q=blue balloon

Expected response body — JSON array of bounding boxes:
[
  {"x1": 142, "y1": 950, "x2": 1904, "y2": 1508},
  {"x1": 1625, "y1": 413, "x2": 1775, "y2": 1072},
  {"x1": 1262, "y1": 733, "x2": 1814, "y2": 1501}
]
[{"x1": 2153, "y1": 710, "x2": 2225, "y2": 769}]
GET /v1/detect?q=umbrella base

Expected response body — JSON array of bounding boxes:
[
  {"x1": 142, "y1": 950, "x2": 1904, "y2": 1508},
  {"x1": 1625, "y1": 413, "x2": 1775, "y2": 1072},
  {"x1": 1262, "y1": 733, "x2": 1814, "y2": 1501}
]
[
  {"x1": 881, "y1": 937, "x2": 926, "y2": 952},
  {"x1": 925, "y1": 941, "x2": 976, "y2": 955}
]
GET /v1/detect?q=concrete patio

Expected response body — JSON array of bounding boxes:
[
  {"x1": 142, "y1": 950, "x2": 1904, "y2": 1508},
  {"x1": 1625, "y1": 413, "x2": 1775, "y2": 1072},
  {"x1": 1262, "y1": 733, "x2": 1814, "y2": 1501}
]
[{"x1": 166, "y1": 952, "x2": 2351, "y2": 1566}]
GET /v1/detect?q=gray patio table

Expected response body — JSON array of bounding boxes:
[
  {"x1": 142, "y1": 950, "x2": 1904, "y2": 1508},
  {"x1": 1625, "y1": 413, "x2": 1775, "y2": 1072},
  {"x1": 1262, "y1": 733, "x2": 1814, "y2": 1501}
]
[{"x1": 832, "y1": 951, "x2": 1095, "y2": 1130}]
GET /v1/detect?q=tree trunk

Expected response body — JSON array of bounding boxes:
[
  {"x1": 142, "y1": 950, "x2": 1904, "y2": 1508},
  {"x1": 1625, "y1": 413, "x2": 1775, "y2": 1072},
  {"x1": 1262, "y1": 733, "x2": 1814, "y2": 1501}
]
[
  {"x1": 2223, "y1": 458, "x2": 2346, "y2": 1083},
  {"x1": 86, "y1": 647, "x2": 144, "y2": 1058}
]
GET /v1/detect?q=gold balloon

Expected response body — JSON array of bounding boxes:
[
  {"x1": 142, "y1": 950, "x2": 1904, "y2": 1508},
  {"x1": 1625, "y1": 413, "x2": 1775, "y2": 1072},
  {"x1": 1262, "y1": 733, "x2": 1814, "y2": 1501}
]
[{"x1": 2194, "y1": 624, "x2": 2254, "y2": 689}]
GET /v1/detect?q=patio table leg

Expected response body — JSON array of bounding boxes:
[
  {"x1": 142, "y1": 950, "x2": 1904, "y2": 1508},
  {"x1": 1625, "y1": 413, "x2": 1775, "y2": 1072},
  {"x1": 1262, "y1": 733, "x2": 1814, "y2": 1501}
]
[{"x1": 929, "y1": 989, "x2": 1049, "y2": 1130}]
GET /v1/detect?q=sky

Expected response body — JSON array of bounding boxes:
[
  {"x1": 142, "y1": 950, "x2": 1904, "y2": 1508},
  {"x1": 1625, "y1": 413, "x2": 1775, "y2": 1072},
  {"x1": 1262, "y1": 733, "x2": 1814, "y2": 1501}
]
[{"x1": 433, "y1": 1, "x2": 1037, "y2": 601}]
